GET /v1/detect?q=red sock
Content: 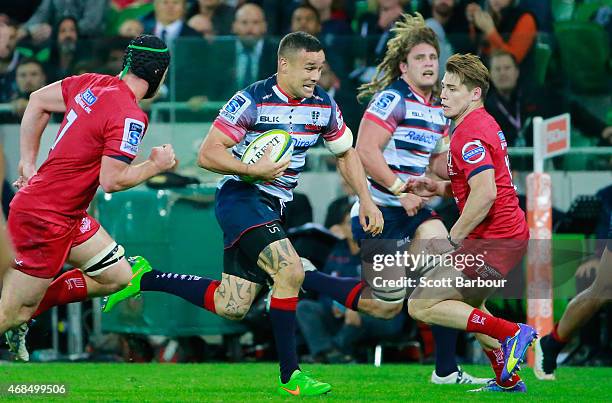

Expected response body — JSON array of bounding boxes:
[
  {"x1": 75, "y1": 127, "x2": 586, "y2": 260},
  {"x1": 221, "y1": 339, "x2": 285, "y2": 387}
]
[
  {"x1": 484, "y1": 348, "x2": 521, "y2": 387},
  {"x1": 203, "y1": 280, "x2": 221, "y2": 313},
  {"x1": 466, "y1": 308, "x2": 519, "y2": 342},
  {"x1": 551, "y1": 323, "x2": 568, "y2": 344},
  {"x1": 32, "y1": 269, "x2": 88, "y2": 318}
]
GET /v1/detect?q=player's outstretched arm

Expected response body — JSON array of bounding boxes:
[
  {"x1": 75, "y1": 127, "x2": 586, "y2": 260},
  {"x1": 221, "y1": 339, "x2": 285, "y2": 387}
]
[
  {"x1": 197, "y1": 126, "x2": 288, "y2": 182},
  {"x1": 404, "y1": 177, "x2": 452, "y2": 198},
  {"x1": 449, "y1": 168, "x2": 496, "y2": 242},
  {"x1": 17, "y1": 81, "x2": 66, "y2": 184},
  {"x1": 335, "y1": 147, "x2": 384, "y2": 236},
  {"x1": 99, "y1": 144, "x2": 176, "y2": 193}
]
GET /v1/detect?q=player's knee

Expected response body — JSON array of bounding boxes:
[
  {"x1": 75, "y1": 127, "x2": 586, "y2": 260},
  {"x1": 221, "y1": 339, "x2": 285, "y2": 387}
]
[
  {"x1": 15, "y1": 306, "x2": 36, "y2": 325},
  {"x1": 275, "y1": 256, "x2": 304, "y2": 289},
  {"x1": 375, "y1": 301, "x2": 403, "y2": 319},
  {"x1": 218, "y1": 305, "x2": 250, "y2": 321},
  {"x1": 407, "y1": 298, "x2": 428, "y2": 322},
  {"x1": 0, "y1": 304, "x2": 33, "y2": 328}
]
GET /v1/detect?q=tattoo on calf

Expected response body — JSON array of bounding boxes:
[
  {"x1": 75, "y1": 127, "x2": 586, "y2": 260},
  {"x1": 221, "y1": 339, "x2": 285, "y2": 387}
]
[{"x1": 215, "y1": 275, "x2": 261, "y2": 318}]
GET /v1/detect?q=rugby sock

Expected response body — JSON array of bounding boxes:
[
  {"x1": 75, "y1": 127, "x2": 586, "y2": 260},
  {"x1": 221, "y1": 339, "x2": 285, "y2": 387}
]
[
  {"x1": 140, "y1": 270, "x2": 220, "y2": 313},
  {"x1": 484, "y1": 348, "x2": 521, "y2": 387},
  {"x1": 302, "y1": 271, "x2": 363, "y2": 310},
  {"x1": 550, "y1": 323, "x2": 569, "y2": 345},
  {"x1": 32, "y1": 269, "x2": 88, "y2": 318},
  {"x1": 432, "y1": 326, "x2": 460, "y2": 377},
  {"x1": 466, "y1": 308, "x2": 519, "y2": 342},
  {"x1": 540, "y1": 324, "x2": 568, "y2": 360},
  {"x1": 269, "y1": 297, "x2": 300, "y2": 383}
]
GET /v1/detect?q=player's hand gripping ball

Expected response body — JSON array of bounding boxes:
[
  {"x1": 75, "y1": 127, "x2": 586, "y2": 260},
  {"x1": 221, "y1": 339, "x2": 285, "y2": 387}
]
[{"x1": 240, "y1": 129, "x2": 293, "y2": 184}]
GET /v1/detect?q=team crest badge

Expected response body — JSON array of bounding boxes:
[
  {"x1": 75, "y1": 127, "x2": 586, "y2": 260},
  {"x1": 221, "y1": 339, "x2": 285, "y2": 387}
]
[{"x1": 311, "y1": 110, "x2": 320, "y2": 124}]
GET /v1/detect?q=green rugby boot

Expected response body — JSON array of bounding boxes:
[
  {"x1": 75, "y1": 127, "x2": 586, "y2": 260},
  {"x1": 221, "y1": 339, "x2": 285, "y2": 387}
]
[
  {"x1": 277, "y1": 370, "x2": 331, "y2": 396},
  {"x1": 101, "y1": 256, "x2": 152, "y2": 313}
]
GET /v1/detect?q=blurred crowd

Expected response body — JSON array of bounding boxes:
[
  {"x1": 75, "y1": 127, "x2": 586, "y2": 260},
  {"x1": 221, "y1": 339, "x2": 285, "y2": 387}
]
[
  {"x1": 0, "y1": 0, "x2": 610, "y2": 152},
  {"x1": 1, "y1": 0, "x2": 610, "y2": 365}
]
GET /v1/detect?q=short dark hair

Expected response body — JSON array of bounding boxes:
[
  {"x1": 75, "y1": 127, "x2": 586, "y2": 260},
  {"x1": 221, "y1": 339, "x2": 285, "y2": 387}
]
[
  {"x1": 489, "y1": 50, "x2": 518, "y2": 68},
  {"x1": 294, "y1": 3, "x2": 321, "y2": 23},
  {"x1": 17, "y1": 58, "x2": 45, "y2": 73},
  {"x1": 278, "y1": 31, "x2": 323, "y2": 58}
]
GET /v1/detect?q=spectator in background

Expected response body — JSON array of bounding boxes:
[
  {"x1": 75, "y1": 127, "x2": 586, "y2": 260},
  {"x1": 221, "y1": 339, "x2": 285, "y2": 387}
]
[
  {"x1": 353, "y1": 0, "x2": 410, "y2": 84},
  {"x1": 0, "y1": 20, "x2": 20, "y2": 103},
  {"x1": 18, "y1": 0, "x2": 108, "y2": 44},
  {"x1": 297, "y1": 210, "x2": 405, "y2": 363},
  {"x1": 211, "y1": 3, "x2": 276, "y2": 99},
  {"x1": 291, "y1": 3, "x2": 322, "y2": 37},
  {"x1": 187, "y1": 0, "x2": 234, "y2": 36},
  {"x1": 187, "y1": 14, "x2": 217, "y2": 41},
  {"x1": 143, "y1": 0, "x2": 200, "y2": 45},
  {"x1": 119, "y1": 19, "x2": 145, "y2": 39},
  {"x1": 485, "y1": 50, "x2": 543, "y2": 148},
  {"x1": 0, "y1": 58, "x2": 46, "y2": 123},
  {"x1": 425, "y1": 0, "x2": 474, "y2": 75},
  {"x1": 307, "y1": 0, "x2": 353, "y2": 36},
  {"x1": 324, "y1": 178, "x2": 357, "y2": 236},
  {"x1": 290, "y1": 3, "x2": 351, "y2": 78},
  {"x1": 466, "y1": 0, "x2": 537, "y2": 66},
  {"x1": 47, "y1": 16, "x2": 86, "y2": 81}
]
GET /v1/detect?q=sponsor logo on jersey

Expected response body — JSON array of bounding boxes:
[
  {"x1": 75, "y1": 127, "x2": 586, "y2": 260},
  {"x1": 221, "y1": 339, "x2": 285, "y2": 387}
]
[
  {"x1": 461, "y1": 140, "x2": 486, "y2": 164},
  {"x1": 335, "y1": 104, "x2": 344, "y2": 128},
  {"x1": 220, "y1": 92, "x2": 251, "y2": 124},
  {"x1": 79, "y1": 217, "x2": 91, "y2": 233},
  {"x1": 498, "y1": 131, "x2": 507, "y2": 150},
  {"x1": 259, "y1": 115, "x2": 280, "y2": 123},
  {"x1": 293, "y1": 137, "x2": 318, "y2": 148},
  {"x1": 121, "y1": 118, "x2": 145, "y2": 156},
  {"x1": 74, "y1": 94, "x2": 92, "y2": 113},
  {"x1": 82, "y1": 88, "x2": 97, "y2": 106},
  {"x1": 368, "y1": 91, "x2": 399, "y2": 120},
  {"x1": 405, "y1": 130, "x2": 437, "y2": 145},
  {"x1": 447, "y1": 149, "x2": 456, "y2": 176}
]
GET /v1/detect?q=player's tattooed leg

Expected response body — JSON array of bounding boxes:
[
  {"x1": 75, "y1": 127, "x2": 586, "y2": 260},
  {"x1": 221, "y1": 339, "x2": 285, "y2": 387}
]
[{"x1": 214, "y1": 273, "x2": 261, "y2": 320}]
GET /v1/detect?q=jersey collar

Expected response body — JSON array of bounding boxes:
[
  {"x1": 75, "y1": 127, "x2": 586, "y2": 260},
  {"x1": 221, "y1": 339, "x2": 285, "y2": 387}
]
[{"x1": 273, "y1": 78, "x2": 304, "y2": 105}]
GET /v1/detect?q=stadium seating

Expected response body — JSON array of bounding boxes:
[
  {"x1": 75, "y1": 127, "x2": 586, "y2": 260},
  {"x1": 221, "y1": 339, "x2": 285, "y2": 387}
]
[{"x1": 554, "y1": 21, "x2": 611, "y2": 94}]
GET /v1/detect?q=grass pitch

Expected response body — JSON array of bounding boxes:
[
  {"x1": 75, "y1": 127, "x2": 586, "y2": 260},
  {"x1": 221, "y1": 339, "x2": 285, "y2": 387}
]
[{"x1": 0, "y1": 363, "x2": 609, "y2": 402}]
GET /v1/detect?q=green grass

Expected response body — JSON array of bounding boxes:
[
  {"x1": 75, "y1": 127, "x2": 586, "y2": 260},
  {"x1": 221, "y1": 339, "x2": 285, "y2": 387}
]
[{"x1": 0, "y1": 363, "x2": 610, "y2": 402}]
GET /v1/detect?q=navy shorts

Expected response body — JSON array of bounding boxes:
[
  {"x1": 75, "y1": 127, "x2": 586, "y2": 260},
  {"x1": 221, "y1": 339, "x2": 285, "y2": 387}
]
[
  {"x1": 351, "y1": 204, "x2": 438, "y2": 242},
  {"x1": 215, "y1": 179, "x2": 286, "y2": 248},
  {"x1": 215, "y1": 179, "x2": 287, "y2": 284}
]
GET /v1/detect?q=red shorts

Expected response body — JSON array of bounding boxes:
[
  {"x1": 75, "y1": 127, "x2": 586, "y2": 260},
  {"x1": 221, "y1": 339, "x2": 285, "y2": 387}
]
[
  {"x1": 8, "y1": 210, "x2": 100, "y2": 279},
  {"x1": 456, "y1": 237, "x2": 529, "y2": 280}
]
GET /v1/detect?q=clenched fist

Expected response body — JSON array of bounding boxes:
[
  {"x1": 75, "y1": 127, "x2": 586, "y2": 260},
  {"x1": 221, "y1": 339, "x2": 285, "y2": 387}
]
[{"x1": 150, "y1": 144, "x2": 177, "y2": 172}]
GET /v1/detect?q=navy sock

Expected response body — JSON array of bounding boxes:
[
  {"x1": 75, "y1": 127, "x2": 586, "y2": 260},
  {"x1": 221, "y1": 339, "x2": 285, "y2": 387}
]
[
  {"x1": 269, "y1": 297, "x2": 300, "y2": 384},
  {"x1": 432, "y1": 326, "x2": 459, "y2": 377},
  {"x1": 302, "y1": 271, "x2": 363, "y2": 310},
  {"x1": 140, "y1": 270, "x2": 220, "y2": 312}
]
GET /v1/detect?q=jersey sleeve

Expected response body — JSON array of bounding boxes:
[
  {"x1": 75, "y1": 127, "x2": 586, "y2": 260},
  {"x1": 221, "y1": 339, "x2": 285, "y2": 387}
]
[
  {"x1": 452, "y1": 132, "x2": 495, "y2": 180},
  {"x1": 212, "y1": 91, "x2": 257, "y2": 143},
  {"x1": 322, "y1": 99, "x2": 353, "y2": 155},
  {"x1": 61, "y1": 74, "x2": 86, "y2": 104},
  {"x1": 103, "y1": 109, "x2": 148, "y2": 163},
  {"x1": 362, "y1": 90, "x2": 404, "y2": 133}
]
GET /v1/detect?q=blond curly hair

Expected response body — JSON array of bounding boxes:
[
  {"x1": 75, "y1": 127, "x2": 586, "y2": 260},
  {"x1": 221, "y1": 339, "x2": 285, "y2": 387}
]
[{"x1": 357, "y1": 13, "x2": 440, "y2": 102}]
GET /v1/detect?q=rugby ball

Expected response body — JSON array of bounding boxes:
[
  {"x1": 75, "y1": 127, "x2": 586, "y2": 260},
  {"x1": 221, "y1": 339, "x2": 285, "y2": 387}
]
[{"x1": 240, "y1": 129, "x2": 293, "y2": 183}]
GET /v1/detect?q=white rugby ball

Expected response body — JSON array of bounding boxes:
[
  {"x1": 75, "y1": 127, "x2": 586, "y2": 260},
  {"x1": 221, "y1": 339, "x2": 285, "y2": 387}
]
[{"x1": 240, "y1": 129, "x2": 293, "y2": 183}]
